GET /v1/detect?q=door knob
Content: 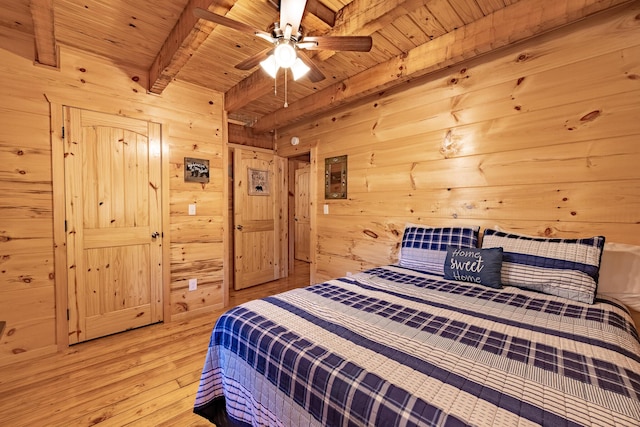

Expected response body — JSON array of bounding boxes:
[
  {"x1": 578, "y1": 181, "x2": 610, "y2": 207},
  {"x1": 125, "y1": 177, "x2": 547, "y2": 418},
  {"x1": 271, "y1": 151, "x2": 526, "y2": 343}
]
[
  {"x1": 236, "y1": 225, "x2": 243, "y2": 230},
  {"x1": 151, "y1": 232, "x2": 160, "y2": 238}
]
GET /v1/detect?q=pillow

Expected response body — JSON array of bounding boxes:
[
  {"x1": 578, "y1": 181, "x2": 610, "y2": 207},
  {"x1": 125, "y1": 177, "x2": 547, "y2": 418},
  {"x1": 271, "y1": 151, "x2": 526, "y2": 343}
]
[
  {"x1": 597, "y1": 242, "x2": 640, "y2": 313},
  {"x1": 481, "y1": 228, "x2": 605, "y2": 304},
  {"x1": 399, "y1": 224, "x2": 480, "y2": 275},
  {"x1": 444, "y1": 246, "x2": 503, "y2": 288}
]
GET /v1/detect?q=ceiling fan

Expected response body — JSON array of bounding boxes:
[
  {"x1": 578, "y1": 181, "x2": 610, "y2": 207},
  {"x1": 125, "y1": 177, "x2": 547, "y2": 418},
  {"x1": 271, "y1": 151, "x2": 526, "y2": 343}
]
[{"x1": 193, "y1": 0, "x2": 373, "y2": 83}]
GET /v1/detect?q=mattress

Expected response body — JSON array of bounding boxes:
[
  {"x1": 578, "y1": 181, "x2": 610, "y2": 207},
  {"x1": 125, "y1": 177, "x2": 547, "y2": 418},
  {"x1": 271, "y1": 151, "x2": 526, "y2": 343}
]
[{"x1": 194, "y1": 265, "x2": 640, "y2": 426}]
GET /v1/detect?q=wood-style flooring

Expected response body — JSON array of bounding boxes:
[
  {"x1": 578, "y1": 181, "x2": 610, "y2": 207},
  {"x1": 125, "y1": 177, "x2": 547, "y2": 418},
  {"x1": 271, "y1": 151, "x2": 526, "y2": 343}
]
[{"x1": 0, "y1": 261, "x2": 310, "y2": 427}]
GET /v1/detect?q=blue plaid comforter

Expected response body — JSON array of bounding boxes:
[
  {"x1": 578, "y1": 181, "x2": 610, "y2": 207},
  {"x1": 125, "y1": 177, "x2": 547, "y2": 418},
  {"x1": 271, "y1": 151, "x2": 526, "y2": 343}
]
[{"x1": 194, "y1": 265, "x2": 640, "y2": 426}]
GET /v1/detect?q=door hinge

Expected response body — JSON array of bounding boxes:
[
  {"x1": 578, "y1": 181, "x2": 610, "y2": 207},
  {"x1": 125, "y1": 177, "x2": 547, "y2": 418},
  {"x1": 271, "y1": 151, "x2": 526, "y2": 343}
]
[
  {"x1": 67, "y1": 309, "x2": 70, "y2": 320},
  {"x1": 61, "y1": 126, "x2": 65, "y2": 139},
  {"x1": 64, "y1": 220, "x2": 67, "y2": 232}
]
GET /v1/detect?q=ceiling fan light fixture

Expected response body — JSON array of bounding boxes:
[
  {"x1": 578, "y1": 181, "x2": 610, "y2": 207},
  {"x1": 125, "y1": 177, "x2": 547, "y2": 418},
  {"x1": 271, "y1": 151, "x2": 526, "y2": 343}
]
[
  {"x1": 274, "y1": 42, "x2": 297, "y2": 69},
  {"x1": 260, "y1": 55, "x2": 280, "y2": 78},
  {"x1": 291, "y1": 57, "x2": 310, "y2": 80}
]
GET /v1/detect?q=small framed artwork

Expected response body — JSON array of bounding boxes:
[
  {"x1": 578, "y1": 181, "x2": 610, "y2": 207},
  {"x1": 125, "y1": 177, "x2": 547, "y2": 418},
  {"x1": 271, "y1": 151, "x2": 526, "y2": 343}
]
[
  {"x1": 325, "y1": 155, "x2": 347, "y2": 199},
  {"x1": 184, "y1": 157, "x2": 210, "y2": 183},
  {"x1": 248, "y1": 168, "x2": 270, "y2": 195}
]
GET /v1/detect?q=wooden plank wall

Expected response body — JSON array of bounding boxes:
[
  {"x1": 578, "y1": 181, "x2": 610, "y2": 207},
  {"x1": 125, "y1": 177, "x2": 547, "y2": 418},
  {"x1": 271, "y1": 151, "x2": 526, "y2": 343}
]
[
  {"x1": 276, "y1": 3, "x2": 640, "y2": 283},
  {"x1": 0, "y1": 27, "x2": 225, "y2": 366}
]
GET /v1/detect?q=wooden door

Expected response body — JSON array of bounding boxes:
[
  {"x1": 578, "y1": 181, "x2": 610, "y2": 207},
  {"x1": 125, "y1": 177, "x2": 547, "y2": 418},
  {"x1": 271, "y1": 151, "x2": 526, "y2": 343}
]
[
  {"x1": 294, "y1": 164, "x2": 310, "y2": 262},
  {"x1": 233, "y1": 148, "x2": 279, "y2": 290},
  {"x1": 64, "y1": 107, "x2": 163, "y2": 344}
]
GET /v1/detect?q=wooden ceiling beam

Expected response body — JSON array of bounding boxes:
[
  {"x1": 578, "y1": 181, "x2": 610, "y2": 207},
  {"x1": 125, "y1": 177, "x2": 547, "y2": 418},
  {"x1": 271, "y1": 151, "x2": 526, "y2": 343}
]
[
  {"x1": 148, "y1": 0, "x2": 237, "y2": 95},
  {"x1": 311, "y1": 0, "x2": 426, "y2": 63},
  {"x1": 225, "y1": 66, "x2": 275, "y2": 113},
  {"x1": 29, "y1": 0, "x2": 58, "y2": 68},
  {"x1": 224, "y1": 0, "x2": 422, "y2": 113},
  {"x1": 332, "y1": 0, "x2": 425, "y2": 37},
  {"x1": 251, "y1": 0, "x2": 632, "y2": 133},
  {"x1": 306, "y1": 0, "x2": 336, "y2": 27},
  {"x1": 228, "y1": 123, "x2": 273, "y2": 149},
  {"x1": 267, "y1": 0, "x2": 336, "y2": 26}
]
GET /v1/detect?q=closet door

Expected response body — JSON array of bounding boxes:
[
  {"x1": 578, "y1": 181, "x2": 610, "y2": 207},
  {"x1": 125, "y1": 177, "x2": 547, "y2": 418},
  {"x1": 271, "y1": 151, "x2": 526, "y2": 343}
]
[{"x1": 64, "y1": 107, "x2": 163, "y2": 344}]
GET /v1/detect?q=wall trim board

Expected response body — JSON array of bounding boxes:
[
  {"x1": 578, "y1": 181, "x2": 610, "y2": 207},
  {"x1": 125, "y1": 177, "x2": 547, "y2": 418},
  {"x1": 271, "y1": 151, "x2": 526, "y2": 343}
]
[
  {"x1": 222, "y1": 110, "x2": 230, "y2": 309},
  {"x1": 227, "y1": 142, "x2": 274, "y2": 154},
  {"x1": 49, "y1": 102, "x2": 68, "y2": 350}
]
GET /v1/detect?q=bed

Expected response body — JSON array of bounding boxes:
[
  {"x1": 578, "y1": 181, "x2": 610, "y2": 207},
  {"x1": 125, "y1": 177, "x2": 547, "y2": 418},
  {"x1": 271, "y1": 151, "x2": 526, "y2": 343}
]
[{"x1": 194, "y1": 226, "x2": 640, "y2": 426}]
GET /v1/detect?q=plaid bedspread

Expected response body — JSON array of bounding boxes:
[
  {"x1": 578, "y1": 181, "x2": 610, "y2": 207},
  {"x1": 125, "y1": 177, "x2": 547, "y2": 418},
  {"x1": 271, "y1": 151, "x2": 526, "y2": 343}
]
[{"x1": 194, "y1": 265, "x2": 640, "y2": 426}]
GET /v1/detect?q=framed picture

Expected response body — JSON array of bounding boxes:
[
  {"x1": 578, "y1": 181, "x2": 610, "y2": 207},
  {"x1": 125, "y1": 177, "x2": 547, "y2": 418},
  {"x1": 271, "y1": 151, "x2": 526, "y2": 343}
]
[
  {"x1": 248, "y1": 168, "x2": 270, "y2": 195},
  {"x1": 184, "y1": 157, "x2": 210, "y2": 183},
  {"x1": 325, "y1": 155, "x2": 347, "y2": 199}
]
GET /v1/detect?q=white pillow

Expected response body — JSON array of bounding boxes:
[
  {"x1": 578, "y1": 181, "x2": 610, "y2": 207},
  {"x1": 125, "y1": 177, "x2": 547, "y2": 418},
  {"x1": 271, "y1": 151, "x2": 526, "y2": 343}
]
[{"x1": 598, "y1": 242, "x2": 640, "y2": 312}]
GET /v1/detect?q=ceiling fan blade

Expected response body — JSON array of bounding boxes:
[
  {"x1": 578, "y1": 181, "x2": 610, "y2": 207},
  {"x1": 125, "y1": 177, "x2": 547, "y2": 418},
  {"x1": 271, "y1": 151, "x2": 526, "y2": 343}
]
[
  {"x1": 280, "y1": 0, "x2": 307, "y2": 34},
  {"x1": 297, "y1": 51, "x2": 325, "y2": 83},
  {"x1": 193, "y1": 8, "x2": 272, "y2": 40},
  {"x1": 235, "y1": 48, "x2": 274, "y2": 70},
  {"x1": 300, "y1": 36, "x2": 373, "y2": 52}
]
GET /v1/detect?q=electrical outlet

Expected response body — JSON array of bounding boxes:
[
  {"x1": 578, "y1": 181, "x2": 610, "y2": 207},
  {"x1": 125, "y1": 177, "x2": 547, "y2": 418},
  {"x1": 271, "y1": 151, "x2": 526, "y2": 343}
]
[
  {"x1": 188, "y1": 204, "x2": 196, "y2": 215},
  {"x1": 188, "y1": 278, "x2": 197, "y2": 291}
]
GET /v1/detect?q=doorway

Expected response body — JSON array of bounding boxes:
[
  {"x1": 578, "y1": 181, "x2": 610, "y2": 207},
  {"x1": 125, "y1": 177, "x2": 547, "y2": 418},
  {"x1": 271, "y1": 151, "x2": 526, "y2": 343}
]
[
  {"x1": 227, "y1": 146, "x2": 312, "y2": 293},
  {"x1": 288, "y1": 154, "x2": 311, "y2": 268}
]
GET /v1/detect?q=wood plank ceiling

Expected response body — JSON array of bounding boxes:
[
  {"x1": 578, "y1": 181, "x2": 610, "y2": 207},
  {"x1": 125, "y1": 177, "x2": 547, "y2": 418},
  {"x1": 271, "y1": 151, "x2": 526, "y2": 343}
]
[{"x1": 2, "y1": 0, "x2": 633, "y2": 136}]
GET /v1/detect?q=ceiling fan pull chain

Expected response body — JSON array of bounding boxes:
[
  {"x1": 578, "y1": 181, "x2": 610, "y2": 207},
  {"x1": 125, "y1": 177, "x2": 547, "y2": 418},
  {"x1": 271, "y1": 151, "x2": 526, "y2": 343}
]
[{"x1": 284, "y1": 68, "x2": 289, "y2": 108}]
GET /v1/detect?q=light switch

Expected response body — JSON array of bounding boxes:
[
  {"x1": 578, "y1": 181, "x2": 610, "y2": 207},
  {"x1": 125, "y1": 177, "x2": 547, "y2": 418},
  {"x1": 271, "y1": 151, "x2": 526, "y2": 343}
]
[
  {"x1": 188, "y1": 204, "x2": 196, "y2": 215},
  {"x1": 188, "y1": 278, "x2": 197, "y2": 291},
  {"x1": 323, "y1": 204, "x2": 329, "y2": 215}
]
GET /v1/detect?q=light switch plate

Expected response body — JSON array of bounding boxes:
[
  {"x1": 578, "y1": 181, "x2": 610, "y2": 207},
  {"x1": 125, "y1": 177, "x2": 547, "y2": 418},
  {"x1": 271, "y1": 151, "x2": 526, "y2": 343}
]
[
  {"x1": 188, "y1": 278, "x2": 197, "y2": 291},
  {"x1": 323, "y1": 204, "x2": 329, "y2": 215},
  {"x1": 188, "y1": 204, "x2": 196, "y2": 215}
]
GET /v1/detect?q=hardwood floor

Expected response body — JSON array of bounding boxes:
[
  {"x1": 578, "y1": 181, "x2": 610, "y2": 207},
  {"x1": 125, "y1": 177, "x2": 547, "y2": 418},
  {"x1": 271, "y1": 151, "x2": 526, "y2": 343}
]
[{"x1": 0, "y1": 261, "x2": 310, "y2": 427}]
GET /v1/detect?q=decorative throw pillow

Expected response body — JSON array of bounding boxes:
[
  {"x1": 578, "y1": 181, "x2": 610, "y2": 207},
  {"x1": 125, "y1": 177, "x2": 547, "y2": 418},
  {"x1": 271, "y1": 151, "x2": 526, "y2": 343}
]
[
  {"x1": 399, "y1": 224, "x2": 480, "y2": 276},
  {"x1": 481, "y1": 228, "x2": 605, "y2": 304},
  {"x1": 444, "y1": 246, "x2": 503, "y2": 288}
]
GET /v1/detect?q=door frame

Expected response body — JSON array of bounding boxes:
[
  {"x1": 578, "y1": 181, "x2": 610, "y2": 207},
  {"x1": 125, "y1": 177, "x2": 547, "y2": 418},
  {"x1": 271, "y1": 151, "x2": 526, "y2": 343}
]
[
  {"x1": 50, "y1": 102, "x2": 170, "y2": 349},
  {"x1": 293, "y1": 162, "x2": 311, "y2": 263},
  {"x1": 279, "y1": 142, "x2": 318, "y2": 286}
]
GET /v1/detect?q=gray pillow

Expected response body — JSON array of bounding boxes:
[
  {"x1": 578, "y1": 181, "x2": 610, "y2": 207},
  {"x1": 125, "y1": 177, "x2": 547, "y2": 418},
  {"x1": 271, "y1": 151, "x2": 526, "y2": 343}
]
[{"x1": 444, "y1": 246, "x2": 503, "y2": 288}]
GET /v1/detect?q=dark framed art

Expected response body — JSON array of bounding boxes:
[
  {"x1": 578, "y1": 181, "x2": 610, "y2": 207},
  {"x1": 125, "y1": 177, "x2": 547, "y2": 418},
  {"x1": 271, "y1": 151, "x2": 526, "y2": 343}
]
[{"x1": 184, "y1": 157, "x2": 210, "y2": 183}]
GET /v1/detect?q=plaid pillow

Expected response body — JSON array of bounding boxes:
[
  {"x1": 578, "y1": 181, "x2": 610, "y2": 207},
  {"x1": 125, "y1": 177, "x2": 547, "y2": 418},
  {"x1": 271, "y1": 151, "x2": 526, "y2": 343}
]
[
  {"x1": 399, "y1": 224, "x2": 480, "y2": 276},
  {"x1": 481, "y1": 228, "x2": 605, "y2": 304}
]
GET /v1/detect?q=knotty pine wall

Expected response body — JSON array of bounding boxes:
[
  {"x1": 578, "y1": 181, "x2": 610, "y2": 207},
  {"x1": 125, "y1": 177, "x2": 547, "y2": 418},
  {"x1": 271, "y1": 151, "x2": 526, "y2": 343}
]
[
  {"x1": 276, "y1": 3, "x2": 640, "y2": 284},
  {"x1": 0, "y1": 27, "x2": 225, "y2": 366}
]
